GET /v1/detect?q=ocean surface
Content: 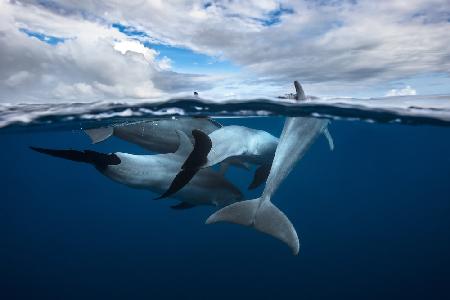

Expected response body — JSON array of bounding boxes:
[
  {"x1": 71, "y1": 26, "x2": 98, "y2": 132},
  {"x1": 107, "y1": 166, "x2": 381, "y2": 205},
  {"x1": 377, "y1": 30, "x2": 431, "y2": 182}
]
[{"x1": 1, "y1": 95, "x2": 450, "y2": 299}]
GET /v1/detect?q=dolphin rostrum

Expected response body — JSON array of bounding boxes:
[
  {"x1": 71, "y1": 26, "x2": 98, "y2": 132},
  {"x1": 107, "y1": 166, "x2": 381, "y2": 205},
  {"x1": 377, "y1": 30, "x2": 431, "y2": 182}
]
[
  {"x1": 31, "y1": 131, "x2": 243, "y2": 208},
  {"x1": 205, "y1": 81, "x2": 331, "y2": 254}
]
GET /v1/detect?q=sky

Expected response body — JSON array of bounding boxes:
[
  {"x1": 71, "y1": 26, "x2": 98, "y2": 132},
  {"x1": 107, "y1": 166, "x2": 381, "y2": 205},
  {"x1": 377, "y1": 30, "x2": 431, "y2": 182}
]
[{"x1": 1, "y1": 0, "x2": 450, "y2": 103}]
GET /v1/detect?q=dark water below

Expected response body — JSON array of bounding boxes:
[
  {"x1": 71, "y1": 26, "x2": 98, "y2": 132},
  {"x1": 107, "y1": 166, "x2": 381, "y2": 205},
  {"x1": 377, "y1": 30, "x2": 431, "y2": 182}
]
[{"x1": 1, "y1": 116, "x2": 450, "y2": 299}]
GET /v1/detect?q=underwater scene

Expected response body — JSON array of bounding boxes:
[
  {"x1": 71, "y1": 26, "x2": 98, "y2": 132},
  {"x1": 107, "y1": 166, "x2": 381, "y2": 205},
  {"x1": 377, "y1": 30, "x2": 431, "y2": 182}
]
[
  {"x1": 1, "y1": 90, "x2": 450, "y2": 299},
  {"x1": 2, "y1": 0, "x2": 450, "y2": 299}
]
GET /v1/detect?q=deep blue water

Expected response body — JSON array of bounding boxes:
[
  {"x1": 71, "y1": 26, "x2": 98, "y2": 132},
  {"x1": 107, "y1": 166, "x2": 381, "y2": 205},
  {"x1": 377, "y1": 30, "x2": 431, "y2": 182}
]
[{"x1": 1, "y1": 117, "x2": 450, "y2": 299}]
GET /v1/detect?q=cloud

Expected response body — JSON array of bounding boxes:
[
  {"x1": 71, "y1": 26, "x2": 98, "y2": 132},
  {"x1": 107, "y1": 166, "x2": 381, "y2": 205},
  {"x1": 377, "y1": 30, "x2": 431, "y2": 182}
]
[
  {"x1": 113, "y1": 40, "x2": 158, "y2": 62},
  {"x1": 63, "y1": 0, "x2": 449, "y2": 85},
  {"x1": 0, "y1": 1, "x2": 215, "y2": 103},
  {"x1": 386, "y1": 86, "x2": 417, "y2": 97},
  {"x1": 1, "y1": 0, "x2": 450, "y2": 102}
]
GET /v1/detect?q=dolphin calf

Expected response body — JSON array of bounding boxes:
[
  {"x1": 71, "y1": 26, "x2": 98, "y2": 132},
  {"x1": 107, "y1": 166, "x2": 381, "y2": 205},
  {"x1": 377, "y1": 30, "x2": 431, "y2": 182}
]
[
  {"x1": 206, "y1": 81, "x2": 331, "y2": 254},
  {"x1": 31, "y1": 131, "x2": 243, "y2": 209},
  {"x1": 84, "y1": 117, "x2": 222, "y2": 154}
]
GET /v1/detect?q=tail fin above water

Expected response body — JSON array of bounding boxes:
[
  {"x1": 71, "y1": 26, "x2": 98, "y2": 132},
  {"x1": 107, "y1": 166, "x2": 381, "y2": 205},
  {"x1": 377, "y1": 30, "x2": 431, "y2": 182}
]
[{"x1": 206, "y1": 197, "x2": 299, "y2": 255}]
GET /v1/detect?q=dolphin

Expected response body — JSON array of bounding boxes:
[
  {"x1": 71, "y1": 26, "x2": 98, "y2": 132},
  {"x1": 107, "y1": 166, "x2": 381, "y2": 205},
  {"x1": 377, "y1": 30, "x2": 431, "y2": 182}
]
[
  {"x1": 30, "y1": 131, "x2": 243, "y2": 209},
  {"x1": 84, "y1": 117, "x2": 222, "y2": 154},
  {"x1": 157, "y1": 125, "x2": 279, "y2": 199},
  {"x1": 158, "y1": 97, "x2": 334, "y2": 199},
  {"x1": 205, "y1": 81, "x2": 331, "y2": 254},
  {"x1": 85, "y1": 118, "x2": 251, "y2": 174}
]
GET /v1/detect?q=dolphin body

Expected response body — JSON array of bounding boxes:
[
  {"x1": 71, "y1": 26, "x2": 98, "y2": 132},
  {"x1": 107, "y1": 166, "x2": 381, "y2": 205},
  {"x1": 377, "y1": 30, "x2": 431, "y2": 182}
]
[
  {"x1": 204, "y1": 125, "x2": 278, "y2": 170},
  {"x1": 31, "y1": 131, "x2": 243, "y2": 209},
  {"x1": 159, "y1": 98, "x2": 333, "y2": 200},
  {"x1": 84, "y1": 117, "x2": 222, "y2": 154},
  {"x1": 157, "y1": 125, "x2": 279, "y2": 199},
  {"x1": 206, "y1": 81, "x2": 330, "y2": 254}
]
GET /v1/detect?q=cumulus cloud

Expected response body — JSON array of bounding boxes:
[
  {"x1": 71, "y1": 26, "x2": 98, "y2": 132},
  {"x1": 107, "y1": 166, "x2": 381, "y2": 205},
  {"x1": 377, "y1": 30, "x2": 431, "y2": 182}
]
[
  {"x1": 0, "y1": 1, "x2": 215, "y2": 102},
  {"x1": 386, "y1": 86, "x2": 417, "y2": 97},
  {"x1": 51, "y1": 0, "x2": 449, "y2": 83},
  {"x1": 1, "y1": 0, "x2": 450, "y2": 102}
]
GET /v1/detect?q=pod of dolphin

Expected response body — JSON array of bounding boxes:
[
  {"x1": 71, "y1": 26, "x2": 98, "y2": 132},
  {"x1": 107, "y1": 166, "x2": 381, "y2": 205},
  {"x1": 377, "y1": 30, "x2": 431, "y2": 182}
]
[{"x1": 31, "y1": 81, "x2": 334, "y2": 254}]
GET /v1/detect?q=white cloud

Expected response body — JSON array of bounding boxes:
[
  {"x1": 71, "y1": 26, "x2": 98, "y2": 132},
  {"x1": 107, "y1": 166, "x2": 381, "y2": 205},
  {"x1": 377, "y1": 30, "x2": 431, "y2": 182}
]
[
  {"x1": 4, "y1": 71, "x2": 32, "y2": 87},
  {"x1": 0, "y1": 1, "x2": 215, "y2": 103},
  {"x1": 157, "y1": 56, "x2": 172, "y2": 71},
  {"x1": 113, "y1": 40, "x2": 158, "y2": 62},
  {"x1": 386, "y1": 86, "x2": 417, "y2": 97},
  {"x1": 1, "y1": 0, "x2": 450, "y2": 102}
]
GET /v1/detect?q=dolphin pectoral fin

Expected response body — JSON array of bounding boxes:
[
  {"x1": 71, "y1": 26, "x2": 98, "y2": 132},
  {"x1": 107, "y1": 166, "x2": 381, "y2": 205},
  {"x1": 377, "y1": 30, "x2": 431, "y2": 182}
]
[
  {"x1": 323, "y1": 128, "x2": 334, "y2": 151},
  {"x1": 170, "y1": 201, "x2": 196, "y2": 210},
  {"x1": 182, "y1": 129, "x2": 212, "y2": 169},
  {"x1": 154, "y1": 168, "x2": 198, "y2": 200},
  {"x1": 206, "y1": 197, "x2": 299, "y2": 255},
  {"x1": 157, "y1": 129, "x2": 211, "y2": 199},
  {"x1": 248, "y1": 163, "x2": 272, "y2": 190},
  {"x1": 84, "y1": 127, "x2": 114, "y2": 144}
]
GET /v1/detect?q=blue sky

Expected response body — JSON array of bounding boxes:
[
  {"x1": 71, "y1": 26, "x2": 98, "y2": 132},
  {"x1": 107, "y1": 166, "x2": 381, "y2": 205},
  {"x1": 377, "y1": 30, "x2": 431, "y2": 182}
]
[
  {"x1": 111, "y1": 23, "x2": 239, "y2": 75},
  {"x1": 1, "y1": 0, "x2": 450, "y2": 102},
  {"x1": 19, "y1": 28, "x2": 66, "y2": 45},
  {"x1": 21, "y1": 22, "x2": 238, "y2": 75}
]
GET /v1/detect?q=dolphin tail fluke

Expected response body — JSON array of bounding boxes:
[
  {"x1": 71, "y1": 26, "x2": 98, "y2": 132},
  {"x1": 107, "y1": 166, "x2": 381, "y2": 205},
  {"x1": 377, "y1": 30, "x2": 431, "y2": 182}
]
[
  {"x1": 84, "y1": 127, "x2": 114, "y2": 144},
  {"x1": 206, "y1": 197, "x2": 299, "y2": 255}
]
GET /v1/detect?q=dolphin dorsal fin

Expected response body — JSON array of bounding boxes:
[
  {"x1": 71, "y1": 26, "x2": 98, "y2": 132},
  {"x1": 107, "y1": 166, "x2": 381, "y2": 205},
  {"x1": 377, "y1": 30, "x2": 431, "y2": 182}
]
[
  {"x1": 84, "y1": 127, "x2": 114, "y2": 144},
  {"x1": 294, "y1": 81, "x2": 306, "y2": 101},
  {"x1": 174, "y1": 130, "x2": 194, "y2": 157}
]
